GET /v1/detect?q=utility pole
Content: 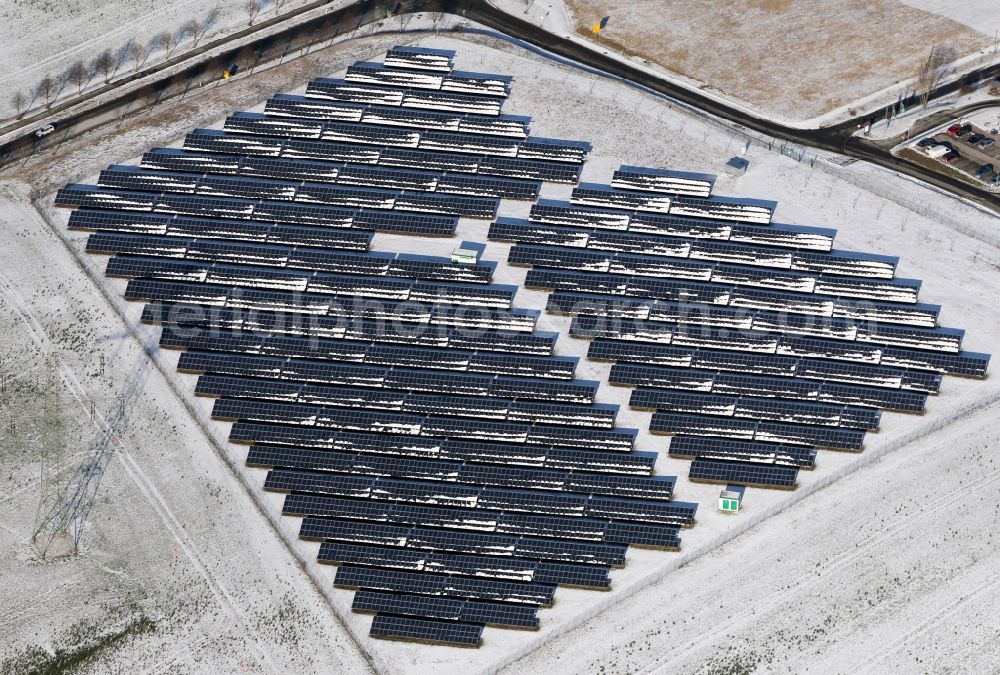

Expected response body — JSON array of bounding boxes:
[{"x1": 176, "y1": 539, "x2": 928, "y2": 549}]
[
  {"x1": 32, "y1": 356, "x2": 150, "y2": 558},
  {"x1": 31, "y1": 353, "x2": 68, "y2": 557}
]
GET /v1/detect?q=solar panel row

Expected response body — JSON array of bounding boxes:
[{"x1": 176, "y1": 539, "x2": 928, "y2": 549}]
[
  {"x1": 242, "y1": 432, "x2": 658, "y2": 476},
  {"x1": 336, "y1": 563, "x2": 555, "y2": 606},
  {"x1": 225, "y1": 107, "x2": 589, "y2": 163},
  {"x1": 55, "y1": 185, "x2": 459, "y2": 236},
  {"x1": 90, "y1": 231, "x2": 494, "y2": 281},
  {"x1": 125, "y1": 278, "x2": 540, "y2": 331},
  {"x1": 667, "y1": 435, "x2": 817, "y2": 468},
  {"x1": 345, "y1": 62, "x2": 512, "y2": 98},
  {"x1": 307, "y1": 78, "x2": 506, "y2": 116},
  {"x1": 352, "y1": 590, "x2": 538, "y2": 629},
  {"x1": 299, "y1": 517, "x2": 627, "y2": 566},
  {"x1": 178, "y1": 131, "x2": 583, "y2": 183},
  {"x1": 570, "y1": 185, "x2": 774, "y2": 223},
  {"x1": 143, "y1": 302, "x2": 556, "y2": 353},
  {"x1": 629, "y1": 388, "x2": 880, "y2": 430},
  {"x1": 493, "y1": 215, "x2": 902, "y2": 282},
  {"x1": 247, "y1": 444, "x2": 670, "y2": 501},
  {"x1": 522, "y1": 203, "x2": 846, "y2": 254},
  {"x1": 177, "y1": 351, "x2": 599, "y2": 403},
  {"x1": 539, "y1": 273, "x2": 953, "y2": 347},
  {"x1": 590, "y1": 339, "x2": 940, "y2": 393},
  {"x1": 69, "y1": 208, "x2": 374, "y2": 251},
  {"x1": 611, "y1": 166, "x2": 714, "y2": 198},
  {"x1": 216, "y1": 398, "x2": 635, "y2": 451},
  {"x1": 608, "y1": 362, "x2": 928, "y2": 412},
  {"x1": 265, "y1": 94, "x2": 529, "y2": 136},
  {"x1": 649, "y1": 412, "x2": 866, "y2": 451},
  {"x1": 369, "y1": 614, "x2": 484, "y2": 646},
  {"x1": 198, "y1": 374, "x2": 618, "y2": 428},
  {"x1": 131, "y1": 154, "x2": 544, "y2": 200},
  {"x1": 161, "y1": 327, "x2": 579, "y2": 379},
  {"x1": 284, "y1": 491, "x2": 694, "y2": 537},
  {"x1": 98, "y1": 164, "x2": 505, "y2": 218}
]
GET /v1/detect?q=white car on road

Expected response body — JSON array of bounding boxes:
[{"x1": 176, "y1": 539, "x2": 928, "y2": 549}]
[{"x1": 34, "y1": 123, "x2": 56, "y2": 138}]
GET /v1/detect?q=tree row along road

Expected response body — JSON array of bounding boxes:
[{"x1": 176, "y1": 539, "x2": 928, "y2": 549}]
[
  {"x1": 3, "y1": 0, "x2": 999, "y2": 212},
  {"x1": 0, "y1": 0, "x2": 357, "y2": 138}
]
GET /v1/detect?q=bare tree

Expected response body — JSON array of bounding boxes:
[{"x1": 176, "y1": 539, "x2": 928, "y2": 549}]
[
  {"x1": 272, "y1": 0, "x2": 289, "y2": 17},
  {"x1": 36, "y1": 75, "x2": 56, "y2": 109},
  {"x1": 917, "y1": 43, "x2": 959, "y2": 108},
  {"x1": 246, "y1": 0, "x2": 267, "y2": 26},
  {"x1": 115, "y1": 40, "x2": 134, "y2": 75},
  {"x1": 92, "y1": 49, "x2": 116, "y2": 83},
  {"x1": 127, "y1": 40, "x2": 146, "y2": 72},
  {"x1": 163, "y1": 25, "x2": 188, "y2": 59},
  {"x1": 55, "y1": 66, "x2": 73, "y2": 98},
  {"x1": 10, "y1": 91, "x2": 27, "y2": 119},
  {"x1": 431, "y1": 11, "x2": 445, "y2": 31},
  {"x1": 187, "y1": 8, "x2": 220, "y2": 49},
  {"x1": 202, "y1": 7, "x2": 222, "y2": 40},
  {"x1": 186, "y1": 19, "x2": 204, "y2": 47},
  {"x1": 140, "y1": 84, "x2": 158, "y2": 109},
  {"x1": 66, "y1": 60, "x2": 88, "y2": 94},
  {"x1": 237, "y1": 45, "x2": 257, "y2": 74},
  {"x1": 397, "y1": 5, "x2": 414, "y2": 31},
  {"x1": 148, "y1": 31, "x2": 171, "y2": 59},
  {"x1": 173, "y1": 71, "x2": 193, "y2": 100}
]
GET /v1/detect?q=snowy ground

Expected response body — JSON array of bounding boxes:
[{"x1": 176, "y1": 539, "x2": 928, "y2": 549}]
[
  {"x1": 1, "y1": 22, "x2": 998, "y2": 675},
  {"x1": 0, "y1": 0, "x2": 334, "y2": 120},
  {"x1": 494, "y1": 0, "x2": 1000, "y2": 127},
  {"x1": 0, "y1": 184, "x2": 374, "y2": 674},
  {"x1": 901, "y1": 0, "x2": 1000, "y2": 37},
  {"x1": 502, "y1": 398, "x2": 1000, "y2": 674}
]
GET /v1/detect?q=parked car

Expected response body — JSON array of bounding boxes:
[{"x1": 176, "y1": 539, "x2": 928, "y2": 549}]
[
  {"x1": 991, "y1": 172, "x2": 1000, "y2": 186},
  {"x1": 34, "y1": 122, "x2": 56, "y2": 138},
  {"x1": 957, "y1": 123, "x2": 973, "y2": 137},
  {"x1": 975, "y1": 163, "x2": 994, "y2": 178},
  {"x1": 937, "y1": 140, "x2": 955, "y2": 150},
  {"x1": 967, "y1": 133, "x2": 985, "y2": 144},
  {"x1": 979, "y1": 137, "x2": 996, "y2": 150},
  {"x1": 916, "y1": 137, "x2": 938, "y2": 148},
  {"x1": 946, "y1": 123, "x2": 962, "y2": 135},
  {"x1": 925, "y1": 144, "x2": 951, "y2": 158},
  {"x1": 942, "y1": 150, "x2": 960, "y2": 162}
]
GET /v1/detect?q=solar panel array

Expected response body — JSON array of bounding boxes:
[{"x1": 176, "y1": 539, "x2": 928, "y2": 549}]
[
  {"x1": 53, "y1": 47, "x2": 705, "y2": 648},
  {"x1": 489, "y1": 164, "x2": 990, "y2": 491}
]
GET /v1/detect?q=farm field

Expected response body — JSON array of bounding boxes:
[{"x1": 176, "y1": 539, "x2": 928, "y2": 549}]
[{"x1": 561, "y1": 0, "x2": 994, "y2": 123}]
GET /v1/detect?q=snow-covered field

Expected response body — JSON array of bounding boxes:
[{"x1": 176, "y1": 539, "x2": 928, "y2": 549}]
[
  {"x1": 0, "y1": 0, "x2": 325, "y2": 120},
  {"x1": 0, "y1": 184, "x2": 374, "y2": 673},
  {"x1": 539, "y1": 0, "x2": 997, "y2": 124},
  {"x1": 902, "y1": 0, "x2": 1000, "y2": 36},
  {"x1": 0, "y1": 23, "x2": 998, "y2": 675}
]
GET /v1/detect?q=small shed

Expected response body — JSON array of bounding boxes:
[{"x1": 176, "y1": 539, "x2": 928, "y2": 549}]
[
  {"x1": 718, "y1": 489, "x2": 742, "y2": 514},
  {"x1": 451, "y1": 247, "x2": 480, "y2": 264},
  {"x1": 451, "y1": 240, "x2": 485, "y2": 265},
  {"x1": 724, "y1": 156, "x2": 749, "y2": 176}
]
